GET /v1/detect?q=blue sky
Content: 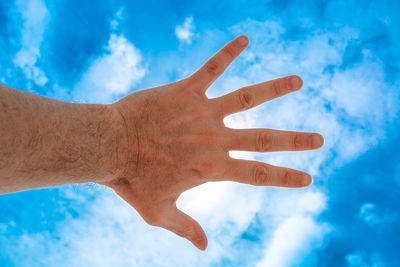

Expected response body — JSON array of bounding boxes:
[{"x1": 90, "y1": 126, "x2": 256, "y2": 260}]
[{"x1": 0, "y1": 0, "x2": 400, "y2": 266}]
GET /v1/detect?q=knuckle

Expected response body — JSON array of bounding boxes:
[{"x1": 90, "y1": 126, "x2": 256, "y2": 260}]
[
  {"x1": 238, "y1": 90, "x2": 254, "y2": 109},
  {"x1": 252, "y1": 165, "x2": 270, "y2": 185},
  {"x1": 271, "y1": 81, "x2": 283, "y2": 96},
  {"x1": 224, "y1": 46, "x2": 236, "y2": 60},
  {"x1": 192, "y1": 159, "x2": 219, "y2": 178},
  {"x1": 280, "y1": 170, "x2": 290, "y2": 186},
  {"x1": 293, "y1": 135, "x2": 303, "y2": 150},
  {"x1": 174, "y1": 226, "x2": 194, "y2": 239},
  {"x1": 295, "y1": 173, "x2": 304, "y2": 187},
  {"x1": 257, "y1": 131, "x2": 272, "y2": 151},
  {"x1": 205, "y1": 60, "x2": 220, "y2": 77}
]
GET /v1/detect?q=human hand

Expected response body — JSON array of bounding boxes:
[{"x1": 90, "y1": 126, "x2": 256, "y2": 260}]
[{"x1": 101, "y1": 35, "x2": 324, "y2": 250}]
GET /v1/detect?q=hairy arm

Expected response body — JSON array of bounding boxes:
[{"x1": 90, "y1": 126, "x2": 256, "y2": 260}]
[{"x1": 0, "y1": 84, "x2": 128, "y2": 194}]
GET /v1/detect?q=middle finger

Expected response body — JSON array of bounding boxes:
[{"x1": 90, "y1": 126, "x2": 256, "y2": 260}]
[
  {"x1": 209, "y1": 75, "x2": 303, "y2": 118},
  {"x1": 225, "y1": 128, "x2": 324, "y2": 152}
]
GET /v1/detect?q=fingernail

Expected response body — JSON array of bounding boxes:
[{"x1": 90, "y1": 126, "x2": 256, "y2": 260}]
[
  {"x1": 237, "y1": 35, "x2": 249, "y2": 47},
  {"x1": 301, "y1": 174, "x2": 311, "y2": 187},
  {"x1": 310, "y1": 134, "x2": 323, "y2": 148},
  {"x1": 195, "y1": 237, "x2": 205, "y2": 250},
  {"x1": 289, "y1": 75, "x2": 302, "y2": 90}
]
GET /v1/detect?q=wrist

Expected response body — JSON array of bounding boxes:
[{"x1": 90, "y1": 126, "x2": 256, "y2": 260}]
[
  {"x1": 105, "y1": 103, "x2": 130, "y2": 182},
  {"x1": 90, "y1": 103, "x2": 129, "y2": 184},
  {"x1": 94, "y1": 97, "x2": 141, "y2": 187}
]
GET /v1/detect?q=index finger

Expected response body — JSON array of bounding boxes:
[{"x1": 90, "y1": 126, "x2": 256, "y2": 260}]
[
  {"x1": 189, "y1": 35, "x2": 249, "y2": 96},
  {"x1": 209, "y1": 75, "x2": 303, "y2": 117}
]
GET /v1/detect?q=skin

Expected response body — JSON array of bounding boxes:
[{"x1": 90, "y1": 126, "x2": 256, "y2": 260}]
[{"x1": 0, "y1": 35, "x2": 324, "y2": 251}]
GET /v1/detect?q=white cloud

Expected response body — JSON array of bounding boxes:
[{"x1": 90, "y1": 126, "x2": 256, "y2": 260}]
[
  {"x1": 4, "y1": 188, "x2": 238, "y2": 266},
  {"x1": 13, "y1": 0, "x2": 49, "y2": 88},
  {"x1": 216, "y1": 19, "x2": 397, "y2": 264},
  {"x1": 256, "y1": 217, "x2": 328, "y2": 267},
  {"x1": 73, "y1": 33, "x2": 146, "y2": 103},
  {"x1": 360, "y1": 203, "x2": 379, "y2": 225},
  {"x1": 254, "y1": 190, "x2": 330, "y2": 267},
  {"x1": 359, "y1": 203, "x2": 397, "y2": 230},
  {"x1": 226, "y1": 20, "x2": 397, "y2": 169},
  {"x1": 175, "y1": 17, "x2": 195, "y2": 44},
  {"x1": 346, "y1": 251, "x2": 370, "y2": 267},
  {"x1": 71, "y1": 9, "x2": 145, "y2": 103},
  {"x1": 4, "y1": 15, "x2": 399, "y2": 266},
  {"x1": 110, "y1": 8, "x2": 124, "y2": 30},
  {"x1": 346, "y1": 250, "x2": 387, "y2": 267}
]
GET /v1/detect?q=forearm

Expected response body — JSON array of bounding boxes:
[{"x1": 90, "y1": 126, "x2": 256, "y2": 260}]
[{"x1": 0, "y1": 84, "x2": 124, "y2": 194}]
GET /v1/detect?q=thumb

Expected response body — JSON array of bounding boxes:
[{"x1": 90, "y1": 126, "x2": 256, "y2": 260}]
[{"x1": 163, "y1": 208, "x2": 208, "y2": 251}]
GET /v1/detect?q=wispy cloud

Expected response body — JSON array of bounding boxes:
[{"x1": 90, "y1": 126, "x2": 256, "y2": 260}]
[
  {"x1": 257, "y1": 218, "x2": 328, "y2": 266},
  {"x1": 110, "y1": 8, "x2": 124, "y2": 30},
  {"x1": 175, "y1": 17, "x2": 195, "y2": 44},
  {"x1": 5, "y1": 15, "x2": 399, "y2": 266},
  {"x1": 346, "y1": 250, "x2": 386, "y2": 267},
  {"x1": 359, "y1": 203, "x2": 397, "y2": 230},
  {"x1": 73, "y1": 33, "x2": 146, "y2": 103},
  {"x1": 12, "y1": 0, "x2": 49, "y2": 88},
  {"x1": 71, "y1": 9, "x2": 146, "y2": 103},
  {"x1": 11, "y1": 20, "x2": 389, "y2": 266},
  {"x1": 2, "y1": 1, "x2": 400, "y2": 266},
  {"x1": 221, "y1": 18, "x2": 398, "y2": 265}
]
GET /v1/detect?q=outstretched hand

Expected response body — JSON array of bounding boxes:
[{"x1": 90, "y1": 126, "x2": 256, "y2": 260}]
[{"x1": 101, "y1": 35, "x2": 324, "y2": 250}]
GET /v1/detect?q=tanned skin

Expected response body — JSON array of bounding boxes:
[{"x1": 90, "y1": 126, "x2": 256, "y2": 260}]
[{"x1": 0, "y1": 35, "x2": 324, "y2": 250}]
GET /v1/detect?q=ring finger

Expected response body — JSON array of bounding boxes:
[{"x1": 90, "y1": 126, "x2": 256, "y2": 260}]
[{"x1": 213, "y1": 158, "x2": 312, "y2": 188}]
